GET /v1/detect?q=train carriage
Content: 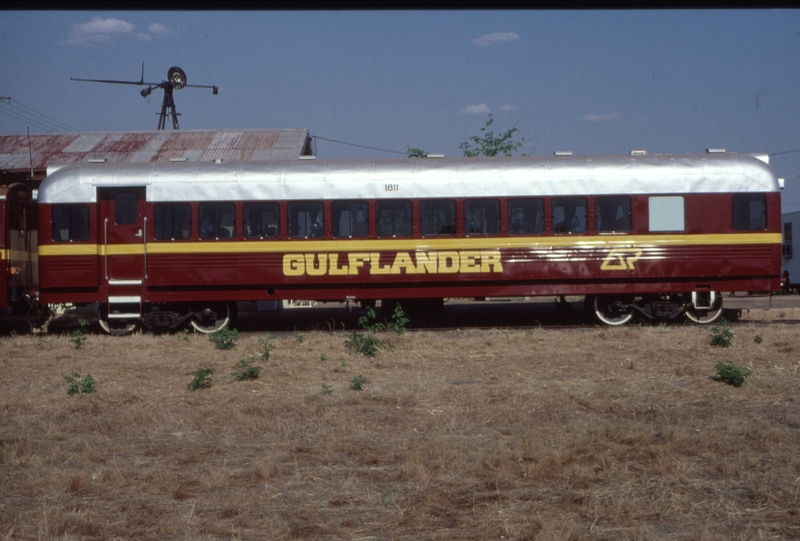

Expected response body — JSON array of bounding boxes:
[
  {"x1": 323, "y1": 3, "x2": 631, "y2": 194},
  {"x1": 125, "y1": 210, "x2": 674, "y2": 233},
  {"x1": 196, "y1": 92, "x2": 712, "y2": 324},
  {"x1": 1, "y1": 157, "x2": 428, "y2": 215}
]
[
  {"x1": 36, "y1": 151, "x2": 782, "y2": 334},
  {"x1": 0, "y1": 183, "x2": 38, "y2": 316}
]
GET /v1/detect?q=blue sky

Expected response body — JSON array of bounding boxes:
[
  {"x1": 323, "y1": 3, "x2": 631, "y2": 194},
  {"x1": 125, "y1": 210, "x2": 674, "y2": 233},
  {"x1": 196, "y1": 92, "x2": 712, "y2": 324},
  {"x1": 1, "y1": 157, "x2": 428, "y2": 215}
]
[{"x1": 3, "y1": 10, "x2": 800, "y2": 210}]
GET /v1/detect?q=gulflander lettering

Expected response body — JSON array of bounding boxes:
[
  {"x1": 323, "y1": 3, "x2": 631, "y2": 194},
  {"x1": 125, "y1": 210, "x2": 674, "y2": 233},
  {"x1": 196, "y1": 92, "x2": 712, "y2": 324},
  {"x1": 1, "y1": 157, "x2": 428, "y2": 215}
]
[{"x1": 283, "y1": 251, "x2": 503, "y2": 277}]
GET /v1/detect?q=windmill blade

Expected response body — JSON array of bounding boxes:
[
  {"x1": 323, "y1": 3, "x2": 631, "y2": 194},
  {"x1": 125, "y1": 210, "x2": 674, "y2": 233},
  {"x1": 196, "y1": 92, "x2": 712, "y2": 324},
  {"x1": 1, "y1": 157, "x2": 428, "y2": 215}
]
[{"x1": 70, "y1": 76, "x2": 163, "y2": 87}]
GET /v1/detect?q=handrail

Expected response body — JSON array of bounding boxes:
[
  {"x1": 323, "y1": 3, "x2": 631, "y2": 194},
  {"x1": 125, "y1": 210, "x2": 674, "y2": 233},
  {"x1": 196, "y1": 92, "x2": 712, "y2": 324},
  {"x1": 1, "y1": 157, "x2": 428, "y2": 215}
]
[{"x1": 103, "y1": 217, "x2": 108, "y2": 281}]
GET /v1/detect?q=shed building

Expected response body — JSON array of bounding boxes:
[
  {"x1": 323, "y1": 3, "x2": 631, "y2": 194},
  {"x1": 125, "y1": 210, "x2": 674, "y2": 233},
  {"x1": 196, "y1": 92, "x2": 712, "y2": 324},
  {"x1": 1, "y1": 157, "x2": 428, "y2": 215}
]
[{"x1": 0, "y1": 129, "x2": 313, "y2": 188}]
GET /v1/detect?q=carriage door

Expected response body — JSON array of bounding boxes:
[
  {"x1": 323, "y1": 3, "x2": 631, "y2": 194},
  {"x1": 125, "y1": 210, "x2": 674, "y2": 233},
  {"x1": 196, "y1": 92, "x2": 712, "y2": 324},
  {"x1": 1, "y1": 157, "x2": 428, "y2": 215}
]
[{"x1": 98, "y1": 187, "x2": 147, "y2": 286}]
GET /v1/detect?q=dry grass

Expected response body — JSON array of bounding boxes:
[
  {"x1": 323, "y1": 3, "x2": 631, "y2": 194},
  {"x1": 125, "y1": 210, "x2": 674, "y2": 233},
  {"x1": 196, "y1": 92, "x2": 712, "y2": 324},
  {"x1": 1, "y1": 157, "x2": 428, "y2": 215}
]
[{"x1": 1, "y1": 320, "x2": 800, "y2": 540}]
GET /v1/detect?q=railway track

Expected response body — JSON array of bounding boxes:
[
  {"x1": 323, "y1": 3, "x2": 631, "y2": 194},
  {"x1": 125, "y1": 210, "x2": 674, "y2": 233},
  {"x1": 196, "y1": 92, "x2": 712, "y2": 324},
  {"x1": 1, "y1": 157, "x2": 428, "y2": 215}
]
[{"x1": 6, "y1": 296, "x2": 799, "y2": 337}]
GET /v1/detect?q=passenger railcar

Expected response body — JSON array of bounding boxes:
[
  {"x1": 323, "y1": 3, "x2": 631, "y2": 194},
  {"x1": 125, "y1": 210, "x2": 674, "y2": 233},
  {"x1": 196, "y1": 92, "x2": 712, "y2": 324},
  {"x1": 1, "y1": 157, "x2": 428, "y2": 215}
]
[
  {"x1": 1, "y1": 183, "x2": 38, "y2": 316},
  {"x1": 35, "y1": 152, "x2": 782, "y2": 333}
]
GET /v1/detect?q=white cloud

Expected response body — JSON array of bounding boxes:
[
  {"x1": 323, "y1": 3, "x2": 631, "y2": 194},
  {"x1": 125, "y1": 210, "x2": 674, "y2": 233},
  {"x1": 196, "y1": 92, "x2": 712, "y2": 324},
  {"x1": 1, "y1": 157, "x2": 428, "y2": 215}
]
[
  {"x1": 583, "y1": 113, "x2": 621, "y2": 122},
  {"x1": 148, "y1": 23, "x2": 170, "y2": 35},
  {"x1": 461, "y1": 103, "x2": 492, "y2": 115},
  {"x1": 67, "y1": 17, "x2": 135, "y2": 45},
  {"x1": 471, "y1": 32, "x2": 520, "y2": 47},
  {"x1": 67, "y1": 18, "x2": 170, "y2": 45},
  {"x1": 499, "y1": 104, "x2": 520, "y2": 112}
]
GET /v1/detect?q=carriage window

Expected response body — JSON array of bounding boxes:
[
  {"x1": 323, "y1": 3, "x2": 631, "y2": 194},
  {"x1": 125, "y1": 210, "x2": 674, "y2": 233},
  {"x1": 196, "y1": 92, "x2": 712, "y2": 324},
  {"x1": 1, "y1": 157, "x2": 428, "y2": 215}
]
[
  {"x1": 288, "y1": 201, "x2": 324, "y2": 238},
  {"x1": 649, "y1": 196, "x2": 684, "y2": 232},
  {"x1": 376, "y1": 200, "x2": 412, "y2": 237},
  {"x1": 332, "y1": 200, "x2": 368, "y2": 238},
  {"x1": 464, "y1": 199, "x2": 500, "y2": 235},
  {"x1": 732, "y1": 194, "x2": 766, "y2": 231},
  {"x1": 420, "y1": 200, "x2": 456, "y2": 236},
  {"x1": 115, "y1": 192, "x2": 138, "y2": 225},
  {"x1": 154, "y1": 203, "x2": 191, "y2": 240},
  {"x1": 508, "y1": 198, "x2": 544, "y2": 235},
  {"x1": 198, "y1": 202, "x2": 235, "y2": 239},
  {"x1": 52, "y1": 205, "x2": 90, "y2": 242},
  {"x1": 243, "y1": 202, "x2": 280, "y2": 239},
  {"x1": 596, "y1": 196, "x2": 631, "y2": 233},
  {"x1": 552, "y1": 197, "x2": 587, "y2": 234}
]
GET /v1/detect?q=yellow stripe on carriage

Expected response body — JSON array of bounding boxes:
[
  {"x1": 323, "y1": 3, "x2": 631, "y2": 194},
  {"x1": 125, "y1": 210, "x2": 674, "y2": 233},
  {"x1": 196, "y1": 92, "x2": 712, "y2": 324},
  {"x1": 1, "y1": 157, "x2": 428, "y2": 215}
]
[{"x1": 38, "y1": 232, "x2": 782, "y2": 257}]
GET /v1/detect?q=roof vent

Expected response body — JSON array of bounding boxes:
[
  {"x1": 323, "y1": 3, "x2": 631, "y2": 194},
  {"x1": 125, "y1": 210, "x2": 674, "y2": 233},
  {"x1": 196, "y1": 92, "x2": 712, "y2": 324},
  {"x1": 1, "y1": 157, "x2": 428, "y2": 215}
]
[
  {"x1": 87, "y1": 158, "x2": 107, "y2": 163},
  {"x1": 554, "y1": 151, "x2": 573, "y2": 156},
  {"x1": 213, "y1": 158, "x2": 224, "y2": 163},
  {"x1": 706, "y1": 148, "x2": 726, "y2": 153},
  {"x1": 169, "y1": 157, "x2": 189, "y2": 162},
  {"x1": 630, "y1": 150, "x2": 647, "y2": 156}
]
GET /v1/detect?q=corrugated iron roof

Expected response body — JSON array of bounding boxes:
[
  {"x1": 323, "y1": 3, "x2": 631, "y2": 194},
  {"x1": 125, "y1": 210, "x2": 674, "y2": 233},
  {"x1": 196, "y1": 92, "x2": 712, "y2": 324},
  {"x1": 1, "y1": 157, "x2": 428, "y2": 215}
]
[{"x1": 0, "y1": 129, "x2": 312, "y2": 171}]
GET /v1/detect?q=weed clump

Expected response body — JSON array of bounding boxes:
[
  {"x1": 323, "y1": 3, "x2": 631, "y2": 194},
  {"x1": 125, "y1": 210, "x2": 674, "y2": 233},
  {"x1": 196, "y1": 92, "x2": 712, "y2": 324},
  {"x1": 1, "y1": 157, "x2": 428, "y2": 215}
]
[
  {"x1": 69, "y1": 319, "x2": 90, "y2": 349},
  {"x1": 715, "y1": 361, "x2": 752, "y2": 387},
  {"x1": 345, "y1": 304, "x2": 409, "y2": 357},
  {"x1": 349, "y1": 375, "x2": 366, "y2": 391},
  {"x1": 710, "y1": 317, "x2": 734, "y2": 347},
  {"x1": 257, "y1": 333, "x2": 275, "y2": 361},
  {"x1": 208, "y1": 328, "x2": 238, "y2": 350},
  {"x1": 230, "y1": 359, "x2": 261, "y2": 381},
  {"x1": 187, "y1": 368, "x2": 214, "y2": 391},
  {"x1": 65, "y1": 373, "x2": 96, "y2": 395}
]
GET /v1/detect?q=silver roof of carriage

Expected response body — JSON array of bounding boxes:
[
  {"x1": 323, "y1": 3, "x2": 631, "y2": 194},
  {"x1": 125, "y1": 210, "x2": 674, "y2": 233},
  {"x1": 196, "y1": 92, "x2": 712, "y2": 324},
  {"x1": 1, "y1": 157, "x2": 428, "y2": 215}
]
[{"x1": 37, "y1": 152, "x2": 779, "y2": 204}]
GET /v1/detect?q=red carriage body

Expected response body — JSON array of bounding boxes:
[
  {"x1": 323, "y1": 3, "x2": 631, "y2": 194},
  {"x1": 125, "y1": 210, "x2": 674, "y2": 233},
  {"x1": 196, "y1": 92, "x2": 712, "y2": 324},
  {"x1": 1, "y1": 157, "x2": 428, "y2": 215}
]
[{"x1": 36, "y1": 152, "x2": 782, "y2": 332}]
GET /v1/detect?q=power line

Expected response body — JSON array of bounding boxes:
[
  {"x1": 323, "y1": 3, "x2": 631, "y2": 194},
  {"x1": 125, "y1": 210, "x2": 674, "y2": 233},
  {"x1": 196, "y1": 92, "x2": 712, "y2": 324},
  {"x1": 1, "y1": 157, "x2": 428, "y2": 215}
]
[
  {"x1": 313, "y1": 135, "x2": 407, "y2": 157},
  {"x1": 769, "y1": 148, "x2": 800, "y2": 157},
  {"x1": 0, "y1": 97, "x2": 79, "y2": 133}
]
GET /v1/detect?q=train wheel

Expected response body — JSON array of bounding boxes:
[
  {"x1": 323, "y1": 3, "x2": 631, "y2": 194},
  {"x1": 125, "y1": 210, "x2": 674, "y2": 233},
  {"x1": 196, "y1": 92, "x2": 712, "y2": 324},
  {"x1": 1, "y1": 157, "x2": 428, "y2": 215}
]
[
  {"x1": 593, "y1": 295, "x2": 635, "y2": 326},
  {"x1": 190, "y1": 302, "x2": 235, "y2": 334},
  {"x1": 685, "y1": 295, "x2": 723, "y2": 324},
  {"x1": 98, "y1": 305, "x2": 138, "y2": 336}
]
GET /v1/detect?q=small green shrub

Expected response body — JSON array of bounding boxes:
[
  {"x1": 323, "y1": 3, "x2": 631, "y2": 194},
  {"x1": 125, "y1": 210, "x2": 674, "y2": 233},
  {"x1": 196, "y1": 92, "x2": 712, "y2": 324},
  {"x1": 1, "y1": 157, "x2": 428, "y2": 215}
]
[
  {"x1": 187, "y1": 368, "x2": 215, "y2": 391},
  {"x1": 257, "y1": 333, "x2": 275, "y2": 361},
  {"x1": 178, "y1": 328, "x2": 190, "y2": 341},
  {"x1": 345, "y1": 307, "x2": 387, "y2": 357},
  {"x1": 208, "y1": 328, "x2": 239, "y2": 350},
  {"x1": 231, "y1": 359, "x2": 261, "y2": 381},
  {"x1": 322, "y1": 383, "x2": 333, "y2": 395},
  {"x1": 710, "y1": 317, "x2": 734, "y2": 348},
  {"x1": 69, "y1": 319, "x2": 90, "y2": 349},
  {"x1": 715, "y1": 361, "x2": 752, "y2": 387},
  {"x1": 388, "y1": 304, "x2": 409, "y2": 335},
  {"x1": 65, "y1": 372, "x2": 96, "y2": 395},
  {"x1": 349, "y1": 375, "x2": 366, "y2": 391},
  {"x1": 754, "y1": 334, "x2": 763, "y2": 344}
]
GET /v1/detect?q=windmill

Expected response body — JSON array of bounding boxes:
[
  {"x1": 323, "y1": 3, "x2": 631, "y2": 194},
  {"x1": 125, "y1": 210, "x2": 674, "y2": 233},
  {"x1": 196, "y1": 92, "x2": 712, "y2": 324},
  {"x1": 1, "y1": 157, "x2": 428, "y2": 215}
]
[{"x1": 71, "y1": 64, "x2": 218, "y2": 130}]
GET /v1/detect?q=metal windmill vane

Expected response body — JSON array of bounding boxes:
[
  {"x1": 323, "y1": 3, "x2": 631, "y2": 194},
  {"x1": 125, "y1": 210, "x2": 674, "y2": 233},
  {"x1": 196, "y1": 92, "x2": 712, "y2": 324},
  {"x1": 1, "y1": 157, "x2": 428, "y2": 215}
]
[{"x1": 71, "y1": 64, "x2": 218, "y2": 130}]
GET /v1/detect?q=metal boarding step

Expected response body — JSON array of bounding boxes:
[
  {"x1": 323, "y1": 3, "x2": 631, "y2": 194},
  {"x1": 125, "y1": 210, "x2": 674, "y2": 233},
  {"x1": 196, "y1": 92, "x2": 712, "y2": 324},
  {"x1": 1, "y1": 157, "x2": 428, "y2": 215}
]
[{"x1": 107, "y1": 295, "x2": 142, "y2": 319}]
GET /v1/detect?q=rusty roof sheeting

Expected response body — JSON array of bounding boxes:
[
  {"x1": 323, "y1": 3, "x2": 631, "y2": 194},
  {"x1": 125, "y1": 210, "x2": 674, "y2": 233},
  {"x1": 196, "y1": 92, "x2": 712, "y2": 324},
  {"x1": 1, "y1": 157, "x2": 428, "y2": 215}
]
[{"x1": 0, "y1": 129, "x2": 312, "y2": 171}]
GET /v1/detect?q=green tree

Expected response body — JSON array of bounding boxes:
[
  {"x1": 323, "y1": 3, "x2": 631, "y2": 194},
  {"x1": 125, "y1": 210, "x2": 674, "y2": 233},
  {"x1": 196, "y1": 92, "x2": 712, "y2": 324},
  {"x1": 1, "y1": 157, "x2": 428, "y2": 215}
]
[
  {"x1": 406, "y1": 147, "x2": 428, "y2": 158},
  {"x1": 460, "y1": 114, "x2": 524, "y2": 157}
]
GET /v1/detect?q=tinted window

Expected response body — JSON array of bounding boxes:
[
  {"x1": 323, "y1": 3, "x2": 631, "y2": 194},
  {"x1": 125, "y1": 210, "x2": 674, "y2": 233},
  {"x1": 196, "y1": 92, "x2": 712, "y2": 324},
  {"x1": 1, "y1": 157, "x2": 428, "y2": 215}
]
[
  {"x1": 732, "y1": 194, "x2": 766, "y2": 231},
  {"x1": 464, "y1": 199, "x2": 500, "y2": 235},
  {"x1": 243, "y1": 202, "x2": 280, "y2": 239},
  {"x1": 508, "y1": 198, "x2": 544, "y2": 235},
  {"x1": 552, "y1": 197, "x2": 587, "y2": 234},
  {"x1": 52, "y1": 205, "x2": 90, "y2": 242},
  {"x1": 332, "y1": 201, "x2": 369, "y2": 238},
  {"x1": 198, "y1": 202, "x2": 236, "y2": 239},
  {"x1": 114, "y1": 192, "x2": 138, "y2": 225},
  {"x1": 376, "y1": 200, "x2": 412, "y2": 237},
  {"x1": 596, "y1": 196, "x2": 631, "y2": 233},
  {"x1": 154, "y1": 203, "x2": 191, "y2": 240},
  {"x1": 420, "y1": 200, "x2": 456, "y2": 236},
  {"x1": 288, "y1": 201, "x2": 324, "y2": 238}
]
